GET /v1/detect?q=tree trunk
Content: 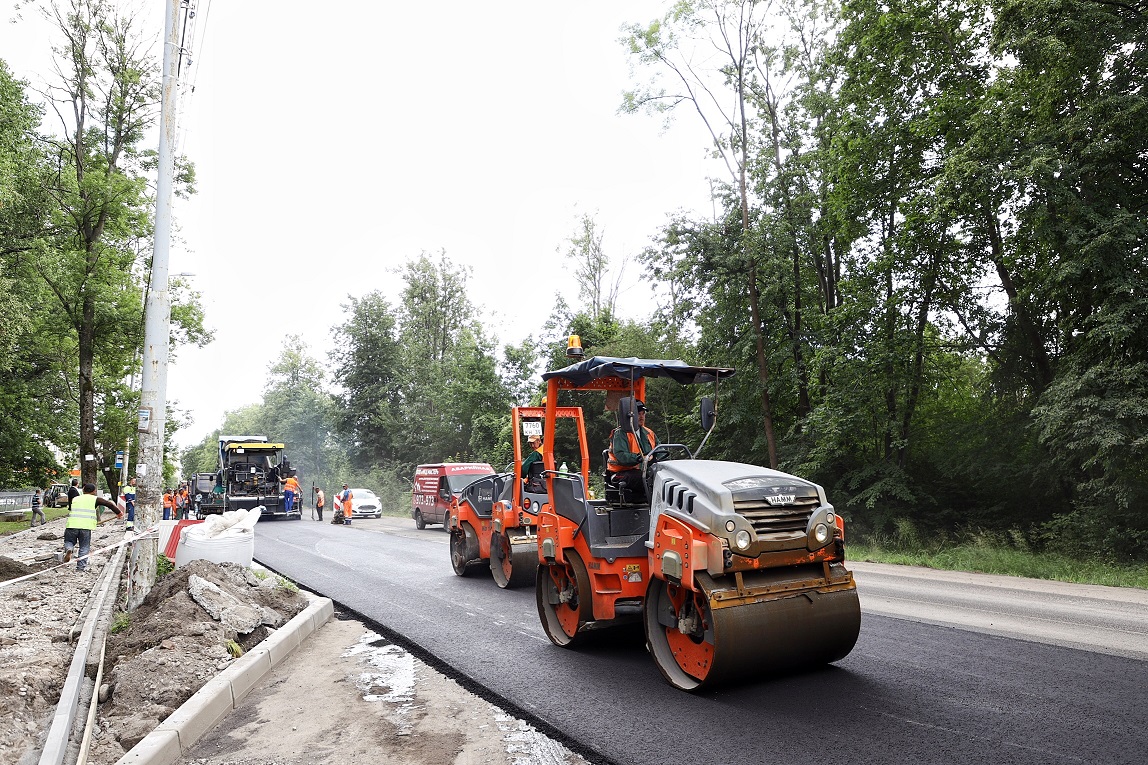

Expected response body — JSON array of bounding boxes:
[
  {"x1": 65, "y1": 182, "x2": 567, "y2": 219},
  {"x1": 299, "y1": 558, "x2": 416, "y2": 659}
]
[
  {"x1": 898, "y1": 251, "x2": 938, "y2": 468},
  {"x1": 748, "y1": 264, "x2": 779, "y2": 469},
  {"x1": 982, "y1": 202, "x2": 1053, "y2": 390},
  {"x1": 79, "y1": 286, "x2": 97, "y2": 486}
]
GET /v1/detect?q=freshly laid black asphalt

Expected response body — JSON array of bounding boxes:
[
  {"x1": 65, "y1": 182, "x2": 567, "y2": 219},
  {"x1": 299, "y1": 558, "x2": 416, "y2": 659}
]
[{"x1": 254, "y1": 517, "x2": 1148, "y2": 765}]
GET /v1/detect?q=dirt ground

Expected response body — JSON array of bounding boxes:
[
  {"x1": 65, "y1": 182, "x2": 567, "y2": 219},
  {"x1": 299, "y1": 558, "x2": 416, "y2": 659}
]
[
  {"x1": 181, "y1": 615, "x2": 589, "y2": 765},
  {"x1": 0, "y1": 521, "x2": 124, "y2": 763},
  {"x1": 0, "y1": 519, "x2": 588, "y2": 765},
  {"x1": 0, "y1": 521, "x2": 310, "y2": 765},
  {"x1": 85, "y1": 559, "x2": 310, "y2": 765}
]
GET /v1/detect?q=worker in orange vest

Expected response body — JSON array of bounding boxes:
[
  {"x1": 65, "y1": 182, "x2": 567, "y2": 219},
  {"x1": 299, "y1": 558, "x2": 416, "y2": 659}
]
[
  {"x1": 282, "y1": 472, "x2": 300, "y2": 514},
  {"x1": 338, "y1": 484, "x2": 353, "y2": 526},
  {"x1": 606, "y1": 400, "x2": 658, "y2": 501},
  {"x1": 162, "y1": 489, "x2": 174, "y2": 521}
]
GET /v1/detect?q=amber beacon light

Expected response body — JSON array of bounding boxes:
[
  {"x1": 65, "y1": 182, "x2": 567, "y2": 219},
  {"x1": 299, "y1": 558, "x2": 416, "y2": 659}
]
[{"x1": 566, "y1": 335, "x2": 584, "y2": 359}]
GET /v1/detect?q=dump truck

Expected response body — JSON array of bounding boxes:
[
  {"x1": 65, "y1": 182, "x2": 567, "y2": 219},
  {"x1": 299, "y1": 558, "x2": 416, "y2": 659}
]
[
  {"x1": 534, "y1": 344, "x2": 861, "y2": 691},
  {"x1": 217, "y1": 436, "x2": 299, "y2": 520},
  {"x1": 448, "y1": 406, "x2": 585, "y2": 587}
]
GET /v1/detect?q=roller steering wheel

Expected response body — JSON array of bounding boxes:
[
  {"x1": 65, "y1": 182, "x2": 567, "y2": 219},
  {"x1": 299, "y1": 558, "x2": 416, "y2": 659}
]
[{"x1": 641, "y1": 443, "x2": 692, "y2": 493}]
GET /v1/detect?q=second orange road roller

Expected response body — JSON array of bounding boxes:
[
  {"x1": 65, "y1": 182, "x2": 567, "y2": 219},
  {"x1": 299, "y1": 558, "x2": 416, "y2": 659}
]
[
  {"x1": 449, "y1": 404, "x2": 588, "y2": 587},
  {"x1": 534, "y1": 343, "x2": 861, "y2": 691}
]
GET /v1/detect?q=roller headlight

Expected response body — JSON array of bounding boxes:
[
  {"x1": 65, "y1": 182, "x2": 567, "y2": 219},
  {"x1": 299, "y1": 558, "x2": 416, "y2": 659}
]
[
  {"x1": 734, "y1": 530, "x2": 751, "y2": 550},
  {"x1": 826, "y1": 511, "x2": 836, "y2": 525},
  {"x1": 725, "y1": 520, "x2": 736, "y2": 532},
  {"x1": 814, "y1": 523, "x2": 829, "y2": 544}
]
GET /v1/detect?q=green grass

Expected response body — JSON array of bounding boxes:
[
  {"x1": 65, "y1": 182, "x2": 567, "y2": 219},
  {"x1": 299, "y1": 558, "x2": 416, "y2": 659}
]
[
  {"x1": 110, "y1": 611, "x2": 132, "y2": 634},
  {"x1": 849, "y1": 541, "x2": 1148, "y2": 589},
  {"x1": 0, "y1": 506, "x2": 69, "y2": 536}
]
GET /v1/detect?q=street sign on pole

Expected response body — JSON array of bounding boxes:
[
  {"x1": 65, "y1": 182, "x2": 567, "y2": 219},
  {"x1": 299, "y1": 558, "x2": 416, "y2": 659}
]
[{"x1": 115, "y1": 451, "x2": 124, "y2": 470}]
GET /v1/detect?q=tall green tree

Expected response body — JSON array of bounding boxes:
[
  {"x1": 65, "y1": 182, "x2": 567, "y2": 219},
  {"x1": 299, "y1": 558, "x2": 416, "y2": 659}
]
[
  {"x1": 19, "y1": 0, "x2": 165, "y2": 487},
  {"x1": 329, "y1": 291, "x2": 402, "y2": 467},
  {"x1": 982, "y1": 0, "x2": 1148, "y2": 556},
  {"x1": 393, "y1": 252, "x2": 509, "y2": 465},
  {"x1": 623, "y1": 0, "x2": 783, "y2": 467},
  {"x1": 262, "y1": 338, "x2": 338, "y2": 496},
  {"x1": 0, "y1": 59, "x2": 66, "y2": 487},
  {"x1": 563, "y1": 213, "x2": 623, "y2": 321}
]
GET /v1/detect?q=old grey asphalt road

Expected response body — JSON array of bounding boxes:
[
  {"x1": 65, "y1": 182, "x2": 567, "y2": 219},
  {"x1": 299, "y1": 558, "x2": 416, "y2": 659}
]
[{"x1": 254, "y1": 516, "x2": 1148, "y2": 765}]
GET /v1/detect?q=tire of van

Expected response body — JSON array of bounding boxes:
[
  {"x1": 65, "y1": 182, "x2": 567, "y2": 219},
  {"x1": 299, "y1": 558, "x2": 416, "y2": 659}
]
[{"x1": 415, "y1": 509, "x2": 426, "y2": 530}]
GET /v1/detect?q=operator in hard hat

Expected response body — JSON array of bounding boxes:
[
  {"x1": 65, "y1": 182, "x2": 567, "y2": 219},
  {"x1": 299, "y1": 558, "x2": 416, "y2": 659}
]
[
  {"x1": 63, "y1": 483, "x2": 124, "y2": 572},
  {"x1": 606, "y1": 400, "x2": 659, "y2": 500},
  {"x1": 521, "y1": 433, "x2": 545, "y2": 493}
]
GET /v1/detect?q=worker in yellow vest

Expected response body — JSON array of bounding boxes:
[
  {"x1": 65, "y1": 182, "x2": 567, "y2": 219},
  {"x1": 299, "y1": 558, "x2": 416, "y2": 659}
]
[{"x1": 63, "y1": 483, "x2": 123, "y2": 572}]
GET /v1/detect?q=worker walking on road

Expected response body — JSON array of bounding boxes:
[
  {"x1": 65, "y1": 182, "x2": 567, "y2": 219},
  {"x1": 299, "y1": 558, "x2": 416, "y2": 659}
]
[
  {"x1": 30, "y1": 488, "x2": 46, "y2": 527},
  {"x1": 315, "y1": 487, "x2": 325, "y2": 521},
  {"x1": 62, "y1": 483, "x2": 123, "y2": 572}
]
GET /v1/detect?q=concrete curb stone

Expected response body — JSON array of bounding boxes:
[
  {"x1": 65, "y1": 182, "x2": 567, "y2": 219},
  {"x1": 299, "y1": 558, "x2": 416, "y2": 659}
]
[{"x1": 113, "y1": 592, "x2": 333, "y2": 765}]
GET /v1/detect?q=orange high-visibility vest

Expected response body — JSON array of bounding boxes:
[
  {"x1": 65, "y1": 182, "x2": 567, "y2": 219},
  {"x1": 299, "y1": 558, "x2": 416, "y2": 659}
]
[{"x1": 607, "y1": 426, "x2": 657, "y2": 472}]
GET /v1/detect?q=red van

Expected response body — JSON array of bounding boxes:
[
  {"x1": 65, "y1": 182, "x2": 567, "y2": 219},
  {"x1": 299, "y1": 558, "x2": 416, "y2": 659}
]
[{"x1": 412, "y1": 463, "x2": 495, "y2": 530}]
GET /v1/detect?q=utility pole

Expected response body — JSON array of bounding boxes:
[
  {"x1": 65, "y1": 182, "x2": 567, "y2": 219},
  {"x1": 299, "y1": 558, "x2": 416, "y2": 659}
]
[{"x1": 131, "y1": 0, "x2": 182, "y2": 607}]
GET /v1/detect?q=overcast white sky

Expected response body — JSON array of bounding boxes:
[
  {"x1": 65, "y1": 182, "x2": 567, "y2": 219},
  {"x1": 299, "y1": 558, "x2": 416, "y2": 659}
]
[{"x1": 3, "y1": 1, "x2": 723, "y2": 448}]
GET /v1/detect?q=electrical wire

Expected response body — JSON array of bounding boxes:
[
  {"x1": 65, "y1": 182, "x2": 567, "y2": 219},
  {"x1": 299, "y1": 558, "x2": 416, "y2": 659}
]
[{"x1": 172, "y1": 0, "x2": 215, "y2": 157}]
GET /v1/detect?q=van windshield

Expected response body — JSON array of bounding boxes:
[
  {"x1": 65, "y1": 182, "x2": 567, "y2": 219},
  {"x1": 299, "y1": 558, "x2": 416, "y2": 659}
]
[{"x1": 445, "y1": 474, "x2": 487, "y2": 494}]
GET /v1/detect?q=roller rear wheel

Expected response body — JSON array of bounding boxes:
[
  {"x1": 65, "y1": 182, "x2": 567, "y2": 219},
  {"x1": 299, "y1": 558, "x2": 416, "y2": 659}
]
[
  {"x1": 490, "y1": 531, "x2": 535, "y2": 589},
  {"x1": 536, "y1": 549, "x2": 591, "y2": 647},
  {"x1": 450, "y1": 524, "x2": 481, "y2": 577}
]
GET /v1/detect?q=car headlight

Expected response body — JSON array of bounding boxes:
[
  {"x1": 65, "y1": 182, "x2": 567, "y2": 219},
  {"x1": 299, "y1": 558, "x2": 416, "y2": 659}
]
[
  {"x1": 814, "y1": 523, "x2": 829, "y2": 543},
  {"x1": 734, "y1": 530, "x2": 751, "y2": 550}
]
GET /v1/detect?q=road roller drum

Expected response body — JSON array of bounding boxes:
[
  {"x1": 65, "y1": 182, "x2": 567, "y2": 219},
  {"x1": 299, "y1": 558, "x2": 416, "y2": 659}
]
[{"x1": 644, "y1": 564, "x2": 861, "y2": 691}]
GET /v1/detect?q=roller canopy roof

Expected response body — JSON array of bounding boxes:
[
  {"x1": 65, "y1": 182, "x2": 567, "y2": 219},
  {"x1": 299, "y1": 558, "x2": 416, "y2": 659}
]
[{"x1": 542, "y1": 356, "x2": 735, "y2": 386}]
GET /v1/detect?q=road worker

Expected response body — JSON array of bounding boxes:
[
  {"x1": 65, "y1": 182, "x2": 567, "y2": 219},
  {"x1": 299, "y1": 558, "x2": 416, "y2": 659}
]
[
  {"x1": 338, "y1": 485, "x2": 353, "y2": 526},
  {"x1": 606, "y1": 400, "x2": 658, "y2": 501},
  {"x1": 282, "y1": 472, "x2": 300, "y2": 514},
  {"x1": 63, "y1": 483, "x2": 123, "y2": 572}
]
